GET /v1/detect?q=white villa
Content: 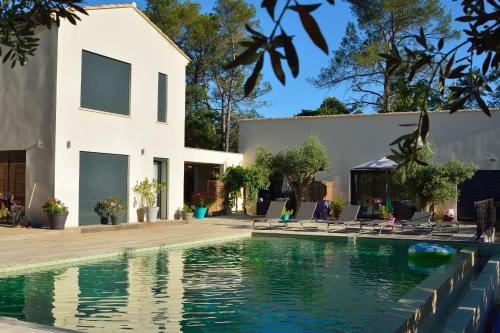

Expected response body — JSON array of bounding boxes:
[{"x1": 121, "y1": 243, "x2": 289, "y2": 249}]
[
  {"x1": 0, "y1": 4, "x2": 242, "y2": 227},
  {"x1": 1, "y1": 3, "x2": 499, "y2": 228}
]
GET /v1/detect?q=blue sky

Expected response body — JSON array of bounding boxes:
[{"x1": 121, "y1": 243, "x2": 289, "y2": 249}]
[{"x1": 85, "y1": 0, "x2": 469, "y2": 118}]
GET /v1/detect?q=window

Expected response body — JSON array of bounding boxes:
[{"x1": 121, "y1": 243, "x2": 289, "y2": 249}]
[
  {"x1": 157, "y1": 73, "x2": 167, "y2": 122},
  {"x1": 81, "y1": 50, "x2": 131, "y2": 116}
]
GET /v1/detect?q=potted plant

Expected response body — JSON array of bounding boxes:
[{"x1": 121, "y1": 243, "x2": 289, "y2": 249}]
[
  {"x1": 330, "y1": 199, "x2": 345, "y2": 218},
  {"x1": 381, "y1": 205, "x2": 395, "y2": 224},
  {"x1": 95, "y1": 199, "x2": 111, "y2": 224},
  {"x1": 107, "y1": 196, "x2": 125, "y2": 225},
  {"x1": 192, "y1": 192, "x2": 216, "y2": 220},
  {"x1": 281, "y1": 208, "x2": 294, "y2": 221},
  {"x1": 133, "y1": 178, "x2": 166, "y2": 222},
  {"x1": 42, "y1": 198, "x2": 69, "y2": 230},
  {"x1": 182, "y1": 204, "x2": 195, "y2": 224},
  {"x1": 0, "y1": 207, "x2": 9, "y2": 219}
]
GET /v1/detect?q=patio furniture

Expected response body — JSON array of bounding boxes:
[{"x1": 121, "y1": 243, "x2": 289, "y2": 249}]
[
  {"x1": 317, "y1": 205, "x2": 361, "y2": 231},
  {"x1": 253, "y1": 200, "x2": 287, "y2": 229},
  {"x1": 284, "y1": 202, "x2": 318, "y2": 230},
  {"x1": 432, "y1": 219, "x2": 460, "y2": 233},
  {"x1": 399, "y1": 212, "x2": 433, "y2": 231},
  {"x1": 359, "y1": 218, "x2": 396, "y2": 234}
]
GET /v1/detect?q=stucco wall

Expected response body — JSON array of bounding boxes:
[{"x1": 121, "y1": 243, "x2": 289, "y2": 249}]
[
  {"x1": 54, "y1": 7, "x2": 189, "y2": 226},
  {"x1": 0, "y1": 28, "x2": 58, "y2": 225},
  {"x1": 240, "y1": 110, "x2": 500, "y2": 201}
]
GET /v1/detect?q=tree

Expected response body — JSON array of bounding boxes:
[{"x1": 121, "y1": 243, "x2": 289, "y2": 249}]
[
  {"x1": 220, "y1": 165, "x2": 270, "y2": 213},
  {"x1": 255, "y1": 136, "x2": 330, "y2": 207},
  {"x1": 0, "y1": 0, "x2": 86, "y2": 67},
  {"x1": 232, "y1": 0, "x2": 498, "y2": 170},
  {"x1": 295, "y1": 96, "x2": 360, "y2": 116},
  {"x1": 146, "y1": 0, "x2": 270, "y2": 153},
  {"x1": 311, "y1": 1, "x2": 456, "y2": 113},
  {"x1": 392, "y1": 149, "x2": 477, "y2": 210}
]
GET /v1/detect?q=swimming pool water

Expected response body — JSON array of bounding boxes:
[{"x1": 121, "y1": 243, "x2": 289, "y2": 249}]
[{"x1": 0, "y1": 236, "x2": 439, "y2": 332}]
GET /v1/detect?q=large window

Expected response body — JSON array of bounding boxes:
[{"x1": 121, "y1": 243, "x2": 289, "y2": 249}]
[
  {"x1": 81, "y1": 50, "x2": 131, "y2": 116},
  {"x1": 157, "y1": 73, "x2": 167, "y2": 122}
]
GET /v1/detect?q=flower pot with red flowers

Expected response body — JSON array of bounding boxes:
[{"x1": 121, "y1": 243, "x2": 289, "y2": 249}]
[
  {"x1": 42, "y1": 198, "x2": 69, "y2": 230},
  {"x1": 192, "y1": 192, "x2": 216, "y2": 220}
]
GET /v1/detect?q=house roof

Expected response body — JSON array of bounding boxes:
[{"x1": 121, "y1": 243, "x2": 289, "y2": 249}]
[
  {"x1": 82, "y1": 3, "x2": 191, "y2": 62},
  {"x1": 240, "y1": 108, "x2": 500, "y2": 123}
]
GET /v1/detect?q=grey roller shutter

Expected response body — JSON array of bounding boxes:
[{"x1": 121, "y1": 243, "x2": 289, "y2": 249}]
[
  {"x1": 79, "y1": 152, "x2": 128, "y2": 226},
  {"x1": 157, "y1": 73, "x2": 167, "y2": 122},
  {"x1": 81, "y1": 50, "x2": 131, "y2": 116}
]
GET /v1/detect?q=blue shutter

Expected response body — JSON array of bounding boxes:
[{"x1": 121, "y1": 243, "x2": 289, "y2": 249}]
[
  {"x1": 157, "y1": 73, "x2": 167, "y2": 122},
  {"x1": 79, "y1": 152, "x2": 129, "y2": 225},
  {"x1": 81, "y1": 50, "x2": 131, "y2": 115}
]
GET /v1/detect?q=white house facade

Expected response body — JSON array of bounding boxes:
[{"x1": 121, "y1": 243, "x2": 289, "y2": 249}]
[
  {"x1": 0, "y1": 4, "x2": 242, "y2": 227},
  {"x1": 239, "y1": 110, "x2": 500, "y2": 219}
]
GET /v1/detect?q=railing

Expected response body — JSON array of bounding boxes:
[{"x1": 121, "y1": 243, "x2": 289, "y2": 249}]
[{"x1": 475, "y1": 198, "x2": 496, "y2": 242}]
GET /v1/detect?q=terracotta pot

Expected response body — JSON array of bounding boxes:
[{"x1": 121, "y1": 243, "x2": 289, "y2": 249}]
[
  {"x1": 184, "y1": 212, "x2": 194, "y2": 224},
  {"x1": 136, "y1": 208, "x2": 145, "y2": 222}
]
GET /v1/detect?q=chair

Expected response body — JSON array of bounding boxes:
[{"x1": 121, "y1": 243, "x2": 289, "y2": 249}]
[
  {"x1": 284, "y1": 202, "x2": 318, "y2": 230},
  {"x1": 359, "y1": 218, "x2": 396, "y2": 234},
  {"x1": 432, "y1": 219, "x2": 460, "y2": 233},
  {"x1": 317, "y1": 205, "x2": 361, "y2": 231},
  {"x1": 399, "y1": 211, "x2": 433, "y2": 231},
  {"x1": 253, "y1": 201, "x2": 287, "y2": 229}
]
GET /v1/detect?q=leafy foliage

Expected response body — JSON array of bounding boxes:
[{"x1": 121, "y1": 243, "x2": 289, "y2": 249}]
[
  {"x1": 382, "y1": 0, "x2": 499, "y2": 167},
  {"x1": 392, "y1": 156, "x2": 477, "y2": 210},
  {"x1": 255, "y1": 135, "x2": 329, "y2": 206},
  {"x1": 132, "y1": 178, "x2": 167, "y2": 208},
  {"x1": 225, "y1": 0, "x2": 334, "y2": 95},
  {"x1": 295, "y1": 96, "x2": 360, "y2": 116},
  {"x1": 311, "y1": 0, "x2": 456, "y2": 113},
  {"x1": 42, "y1": 198, "x2": 68, "y2": 214},
  {"x1": 147, "y1": 0, "x2": 270, "y2": 152},
  {"x1": 220, "y1": 165, "x2": 270, "y2": 213},
  {"x1": 0, "y1": 0, "x2": 87, "y2": 67},
  {"x1": 192, "y1": 192, "x2": 217, "y2": 208}
]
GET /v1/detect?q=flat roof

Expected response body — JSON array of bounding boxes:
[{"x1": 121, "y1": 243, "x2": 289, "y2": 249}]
[
  {"x1": 82, "y1": 3, "x2": 191, "y2": 62},
  {"x1": 240, "y1": 108, "x2": 500, "y2": 123}
]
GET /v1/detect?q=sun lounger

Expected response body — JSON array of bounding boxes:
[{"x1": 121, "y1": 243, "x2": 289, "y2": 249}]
[
  {"x1": 317, "y1": 205, "x2": 360, "y2": 231},
  {"x1": 399, "y1": 211, "x2": 433, "y2": 231},
  {"x1": 284, "y1": 202, "x2": 318, "y2": 230},
  {"x1": 358, "y1": 218, "x2": 396, "y2": 234},
  {"x1": 432, "y1": 219, "x2": 460, "y2": 233},
  {"x1": 253, "y1": 201, "x2": 287, "y2": 229}
]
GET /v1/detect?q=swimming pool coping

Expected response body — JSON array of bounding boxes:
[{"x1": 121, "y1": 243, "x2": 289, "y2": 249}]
[
  {"x1": 0, "y1": 233, "x2": 252, "y2": 277},
  {"x1": 0, "y1": 316, "x2": 80, "y2": 332},
  {"x1": 364, "y1": 246, "x2": 478, "y2": 333},
  {"x1": 443, "y1": 254, "x2": 500, "y2": 333}
]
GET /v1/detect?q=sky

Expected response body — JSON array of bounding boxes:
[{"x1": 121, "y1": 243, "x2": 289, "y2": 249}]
[{"x1": 84, "y1": 0, "x2": 470, "y2": 118}]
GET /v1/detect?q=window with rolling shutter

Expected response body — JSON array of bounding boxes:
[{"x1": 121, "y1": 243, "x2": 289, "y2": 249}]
[
  {"x1": 0, "y1": 151, "x2": 26, "y2": 204},
  {"x1": 157, "y1": 73, "x2": 167, "y2": 122},
  {"x1": 80, "y1": 50, "x2": 131, "y2": 116},
  {"x1": 79, "y1": 152, "x2": 128, "y2": 226}
]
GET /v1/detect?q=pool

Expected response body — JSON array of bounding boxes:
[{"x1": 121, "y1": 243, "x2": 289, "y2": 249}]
[{"x1": 0, "y1": 236, "x2": 453, "y2": 332}]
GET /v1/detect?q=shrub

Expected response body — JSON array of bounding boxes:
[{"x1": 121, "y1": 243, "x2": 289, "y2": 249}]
[
  {"x1": 133, "y1": 178, "x2": 166, "y2": 208},
  {"x1": 256, "y1": 135, "x2": 330, "y2": 207},
  {"x1": 0, "y1": 207, "x2": 10, "y2": 218},
  {"x1": 95, "y1": 196, "x2": 126, "y2": 217},
  {"x1": 192, "y1": 192, "x2": 216, "y2": 208},
  {"x1": 42, "y1": 198, "x2": 68, "y2": 215},
  {"x1": 330, "y1": 199, "x2": 345, "y2": 218}
]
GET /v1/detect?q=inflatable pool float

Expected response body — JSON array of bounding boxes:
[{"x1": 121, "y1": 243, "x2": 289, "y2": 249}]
[{"x1": 408, "y1": 243, "x2": 455, "y2": 259}]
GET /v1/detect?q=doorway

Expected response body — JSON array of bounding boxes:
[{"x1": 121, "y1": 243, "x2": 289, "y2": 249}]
[{"x1": 153, "y1": 159, "x2": 168, "y2": 219}]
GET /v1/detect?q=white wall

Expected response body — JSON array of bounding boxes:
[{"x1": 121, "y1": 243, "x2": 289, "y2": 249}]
[
  {"x1": 0, "y1": 27, "x2": 58, "y2": 226},
  {"x1": 54, "y1": 6, "x2": 189, "y2": 226},
  {"x1": 240, "y1": 110, "x2": 500, "y2": 201}
]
